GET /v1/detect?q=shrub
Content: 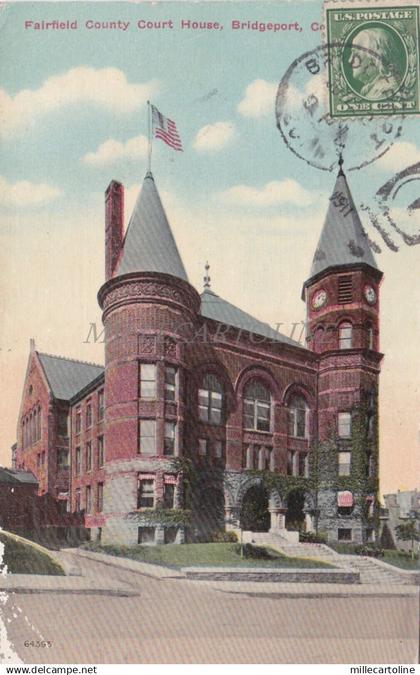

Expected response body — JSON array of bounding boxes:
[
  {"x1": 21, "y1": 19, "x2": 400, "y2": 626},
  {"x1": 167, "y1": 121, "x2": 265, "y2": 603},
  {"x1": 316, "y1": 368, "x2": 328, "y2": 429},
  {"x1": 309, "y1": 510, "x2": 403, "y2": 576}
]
[
  {"x1": 355, "y1": 545, "x2": 384, "y2": 557},
  {"x1": 212, "y1": 531, "x2": 238, "y2": 543},
  {"x1": 236, "y1": 543, "x2": 275, "y2": 559},
  {"x1": 299, "y1": 531, "x2": 327, "y2": 544}
]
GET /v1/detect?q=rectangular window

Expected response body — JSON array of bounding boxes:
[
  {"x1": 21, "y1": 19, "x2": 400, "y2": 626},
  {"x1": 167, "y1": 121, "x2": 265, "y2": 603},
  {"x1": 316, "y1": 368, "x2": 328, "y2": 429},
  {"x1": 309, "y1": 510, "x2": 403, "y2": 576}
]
[
  {"x1": 338, "y1": 412, "x2": 352, "y2": 438},
  {"x1": 57, "y1": 449, "x2": 69, "y2": 469},
  {"x1": 139, "y1": 420, "x2": 156, "y2": 455},
  {"x1": 163, "y1": 483, "x2": 175, "y2": 509},
  {"x1": 338, "y1": 451, "x2": 351, "y2": 476},
  {"x1": 338, "y1": 528, "x2": 352, "y2": 541},
  {"x1": 210, "y1": 391, "x2": 222, "y2": 424},
  {"x1": 287, "y1": 450, "x2": 295, "y2": 476},
  {"x1": 98, "y1": 435, "x2": 105, "y2": 467},
  {"x1": 165, "y1": 366, "x2": 177, "y2": 402},
  {"x1": 98, "y1": 390, "x2": 105, "y2": 421},
  {"x1": 97, "y1": 483, "x2": 104, "y2": 513},
  {"x1": 58, "y1": 411, "x2": 68, "y2": 436},
  {"x1": 256, "y1": 402, "x2": 270, "y2": 432},
  {"x1": 339, "y1": 323, "x2": 353, "y2": 349},
  {"x1": 86, "y1": 441, "x2": 92, "y2": 471},
  {"x1": 85, "y1": 485, "x2": 92, "y2": 514},
  {"x1": 338, "y1": 275, "x2": 353, "y2": 304},
  {"x1": 138, "y1": 527, "x2": 155, "y2": 545},
  {"x1": 37, "y1": 453, "x2": 41, "y2": 469},
  {"x1": 243, "y1": 400, "x2": 254, "y2": 430},
  {"x1": 164, "y1": 421, "x2": 176, "y2": 456},
  {"x1": 214, "y1": 440, "x2": 223, "y2": 459},
  {"x1": 198, "y1": 388, "x2": 210, "y2": 422},
  {"x1": 75, "y1": 489, "x2": 81, "y2": 513},
  {"x1": 296, "y1": 409, "x2": 307, "y2": 438},
  {"x1": 198, "y1": 438, "x2": 208, "y2": 457},
  {"x1": 137, "y1": 479, "x2": 155, "y2": 508},
  {"x1": 86, "y1": 401, "x2": 92, "y2": 429},
  {"x1": 298, "y1": 453, "x2": 307, "y2": 477},
  {"x1": 75, "y1": 447, "x2": 81, "y2": 475},
  {"x1": 164, "y1": 527, "x2": 178, "y2": 544},
  {"x1": 75, "y1": 407, "x2": 81, "y2": 434},
  {"x1": 140, "y1": 364, "x2": 157, "y2": 400}
]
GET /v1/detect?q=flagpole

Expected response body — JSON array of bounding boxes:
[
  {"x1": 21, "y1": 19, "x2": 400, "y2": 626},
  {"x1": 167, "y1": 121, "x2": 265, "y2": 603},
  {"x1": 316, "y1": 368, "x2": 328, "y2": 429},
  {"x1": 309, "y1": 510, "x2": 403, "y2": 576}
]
[{"x1": 147, "y1": 100, "x2": 153, "y2": 173}]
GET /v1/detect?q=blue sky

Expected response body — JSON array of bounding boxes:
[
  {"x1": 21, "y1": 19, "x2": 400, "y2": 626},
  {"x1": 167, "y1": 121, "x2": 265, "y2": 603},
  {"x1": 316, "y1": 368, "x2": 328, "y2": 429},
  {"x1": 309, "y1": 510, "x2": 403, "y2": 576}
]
[{"x1": 0, "y1": 0, "x2": 419, "y2": 493}]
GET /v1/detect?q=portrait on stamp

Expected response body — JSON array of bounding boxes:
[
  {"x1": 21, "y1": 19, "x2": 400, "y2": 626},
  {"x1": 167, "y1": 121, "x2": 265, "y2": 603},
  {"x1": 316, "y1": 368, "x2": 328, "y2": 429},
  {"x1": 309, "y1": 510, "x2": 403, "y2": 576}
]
[{"x1": 327, "y1": 6, "x2": 420, "y2": 115}]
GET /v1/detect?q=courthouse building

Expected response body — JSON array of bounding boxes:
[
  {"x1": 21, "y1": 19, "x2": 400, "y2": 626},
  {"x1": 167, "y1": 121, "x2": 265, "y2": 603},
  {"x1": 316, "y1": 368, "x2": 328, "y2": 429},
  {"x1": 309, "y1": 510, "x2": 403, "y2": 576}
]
[{"x1": 14, "y1": 163, "x2": 383, "y2": 545}]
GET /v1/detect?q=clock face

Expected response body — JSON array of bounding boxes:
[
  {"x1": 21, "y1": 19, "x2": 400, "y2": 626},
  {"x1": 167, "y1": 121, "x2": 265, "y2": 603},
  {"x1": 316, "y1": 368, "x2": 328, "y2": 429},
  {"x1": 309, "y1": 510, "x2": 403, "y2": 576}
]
[
  {"x1": 312, "y1": 289, "x2": 327, "y2": 310},
  {"x1": 364, "y1": 285, "x2": 377, "y2": 305}
]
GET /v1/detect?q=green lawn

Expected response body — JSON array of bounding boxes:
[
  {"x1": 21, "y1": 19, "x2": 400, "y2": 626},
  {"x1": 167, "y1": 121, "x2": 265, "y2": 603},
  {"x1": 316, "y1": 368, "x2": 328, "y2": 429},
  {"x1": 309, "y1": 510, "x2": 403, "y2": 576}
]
[
  {"x1": 0, "y1": 531, "x2": 65, "y2": 575},
  {"x1": 382, "y1": 550, "x2": 419, "y2": 570},
  {"x1": 83, "y1": 542, "x2": 334, "y2": 569}
]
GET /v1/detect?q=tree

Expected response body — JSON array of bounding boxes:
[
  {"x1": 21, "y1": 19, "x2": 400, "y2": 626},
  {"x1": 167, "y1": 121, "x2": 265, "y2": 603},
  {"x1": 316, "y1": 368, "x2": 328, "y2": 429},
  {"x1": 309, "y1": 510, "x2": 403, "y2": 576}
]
[{"x1": 395, "y1": 520, "x2": 420, "y2": 560}]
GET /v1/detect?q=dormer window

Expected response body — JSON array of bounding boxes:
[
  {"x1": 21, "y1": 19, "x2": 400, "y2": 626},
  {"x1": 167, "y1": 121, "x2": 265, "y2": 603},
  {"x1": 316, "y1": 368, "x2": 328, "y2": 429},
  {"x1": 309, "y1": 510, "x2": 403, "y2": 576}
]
[
  {"x1": 86, "y1": 401, "x2": 92, "y2": 429},
  {"x1": 75, "y1": 407, "x2": 82, "y2": 434}
]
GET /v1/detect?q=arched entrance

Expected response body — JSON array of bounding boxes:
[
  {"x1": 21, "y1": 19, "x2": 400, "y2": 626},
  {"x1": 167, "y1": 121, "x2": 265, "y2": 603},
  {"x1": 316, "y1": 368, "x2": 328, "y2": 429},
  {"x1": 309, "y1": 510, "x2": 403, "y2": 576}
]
[
  {"x1": 240, "y1": 484, "x2": 270, "y2": 532},
  {"x1": 285, "y1": 489, "x2": 306, "y2": 531}
]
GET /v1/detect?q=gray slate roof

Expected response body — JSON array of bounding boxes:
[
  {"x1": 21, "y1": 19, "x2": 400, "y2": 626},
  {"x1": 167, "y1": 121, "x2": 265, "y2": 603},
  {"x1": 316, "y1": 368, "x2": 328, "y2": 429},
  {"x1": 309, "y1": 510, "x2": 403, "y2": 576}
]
[
  {"x1": 0, "y1": 468, "x2": 38, "y2": 485},
  {"x1": 309, "y1": 169, "x2": 378, "y2": 280},
  {"x1": 38, "y1": 352, "x2": 104, "y2": 401},
  {"x1": 200, "y1": 289, "x2": 302, "y2": 347},
  {"x1": 115, "y1": 172, "x2": 188, "y2": 281}
]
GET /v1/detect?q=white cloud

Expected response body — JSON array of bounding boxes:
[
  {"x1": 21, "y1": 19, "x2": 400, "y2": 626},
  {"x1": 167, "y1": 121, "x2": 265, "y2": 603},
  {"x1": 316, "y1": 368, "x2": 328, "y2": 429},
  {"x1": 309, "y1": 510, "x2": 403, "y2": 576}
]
[
  {"x1": 0, "y1": 67, "x2": 159, "y2": 138},
  {"x1": 83, "y1": 135, "x2": 149, "y2": 166},
  {"x1": 219, "y1": 178, "x2": 321, "y2": 208},
  {"x1": 237, "y1": 79, "x2": 277, "y2": 118},
  {"x1": 0, "y1": 176, "x2": 62, "y2": 208},
  {"x1": 377, "y1": 142, "x2": 420, "y2": 172},
  {"x1": 193, "y1": 121, "x2": 236, "y2": 153}
]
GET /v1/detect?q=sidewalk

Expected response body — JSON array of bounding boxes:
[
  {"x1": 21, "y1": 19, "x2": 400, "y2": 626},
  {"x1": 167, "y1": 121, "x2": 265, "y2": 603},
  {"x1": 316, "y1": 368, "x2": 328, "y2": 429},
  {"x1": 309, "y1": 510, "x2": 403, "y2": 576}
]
[
  {"x1": 1, "y1": 548, "x2": 418, "y2": 599},
  {"x1": 0, "y1": 573, "x2": 141, "y2": 596}
]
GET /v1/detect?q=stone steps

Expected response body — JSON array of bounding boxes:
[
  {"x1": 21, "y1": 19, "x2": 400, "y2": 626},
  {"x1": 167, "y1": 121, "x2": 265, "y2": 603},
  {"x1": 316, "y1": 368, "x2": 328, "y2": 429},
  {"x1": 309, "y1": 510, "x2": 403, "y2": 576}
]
[
  {"x1": 247, "y1": 533, "x2": 339, "y2": 562},
  {"x1": 246, "y1": 534, "x2": 415, "y2": 585},
  {"x1": 339, "y1": 555, "x2": 414, "y2": 585}
]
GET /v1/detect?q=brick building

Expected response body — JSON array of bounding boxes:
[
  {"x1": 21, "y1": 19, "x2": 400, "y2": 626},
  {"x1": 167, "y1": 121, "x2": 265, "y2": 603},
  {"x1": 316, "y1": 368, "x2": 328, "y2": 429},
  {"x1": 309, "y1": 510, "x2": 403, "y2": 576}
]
[{"x1": 14, "y1": 163, "x2": 383, "y2": 545}]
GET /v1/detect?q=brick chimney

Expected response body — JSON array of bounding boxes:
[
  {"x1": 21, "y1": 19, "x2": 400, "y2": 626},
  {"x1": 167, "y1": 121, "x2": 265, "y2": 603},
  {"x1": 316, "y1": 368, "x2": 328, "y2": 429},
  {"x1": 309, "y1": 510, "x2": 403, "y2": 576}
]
[{"x1": 105, "y1": 181, "x2": 124, "y2": 280}]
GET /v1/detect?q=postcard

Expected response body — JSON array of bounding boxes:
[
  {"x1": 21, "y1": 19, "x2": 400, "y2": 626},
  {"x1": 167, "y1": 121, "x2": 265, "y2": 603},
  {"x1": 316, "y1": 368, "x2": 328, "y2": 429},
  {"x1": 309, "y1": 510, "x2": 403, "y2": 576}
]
[{"x1": 0, "y1": 0, "x2": 419, "y2": 667}]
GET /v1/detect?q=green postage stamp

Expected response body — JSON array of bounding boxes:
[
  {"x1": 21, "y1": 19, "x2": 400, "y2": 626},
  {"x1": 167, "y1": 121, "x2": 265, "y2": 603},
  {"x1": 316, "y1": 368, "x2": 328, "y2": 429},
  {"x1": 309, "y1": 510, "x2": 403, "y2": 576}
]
[{"x1": 326, "y1": 1, "x2": 420, "y2": 116}]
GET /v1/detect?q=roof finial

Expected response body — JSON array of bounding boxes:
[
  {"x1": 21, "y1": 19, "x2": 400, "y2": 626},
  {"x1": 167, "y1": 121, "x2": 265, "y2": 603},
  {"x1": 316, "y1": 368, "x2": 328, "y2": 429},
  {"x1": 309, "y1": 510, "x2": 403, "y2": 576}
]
[
  {"x1": 338, "y1": 152, "x2": 344, "y2": 176},
  {"x1": 203, "y1": 261, "x2": 211, "y2": 290}
]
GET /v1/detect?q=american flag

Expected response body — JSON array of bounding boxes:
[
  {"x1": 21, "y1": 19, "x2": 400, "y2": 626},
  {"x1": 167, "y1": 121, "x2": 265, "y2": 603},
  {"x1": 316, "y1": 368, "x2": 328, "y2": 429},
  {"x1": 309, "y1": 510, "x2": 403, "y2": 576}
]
[{"x1": 151, "y1": 104, "x2": 183, "y2": 152}]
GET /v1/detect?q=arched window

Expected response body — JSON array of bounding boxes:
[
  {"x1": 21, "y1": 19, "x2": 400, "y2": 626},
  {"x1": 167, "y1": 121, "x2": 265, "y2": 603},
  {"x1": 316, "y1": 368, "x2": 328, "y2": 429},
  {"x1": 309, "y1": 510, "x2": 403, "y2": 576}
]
[
  {"x1": 288, "y1": 395, "x2": 309, "y2": 439},
  {"x1": 243, "y1": 380, "x2": 271, "y2": 432},
  {"x1": 339, "y1": 321, "x2": 352, "y2": 349},
  {"x1": 198, "y1": 374, "x2": 223, "y2": 424}
]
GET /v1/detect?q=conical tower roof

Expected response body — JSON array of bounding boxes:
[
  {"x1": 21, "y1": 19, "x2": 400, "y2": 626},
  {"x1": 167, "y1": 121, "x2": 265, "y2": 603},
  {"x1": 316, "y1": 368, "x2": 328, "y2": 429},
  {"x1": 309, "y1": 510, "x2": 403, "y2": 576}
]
[
  {"x1": 115, "y1": 172, "x2": 188, "y2": 281},
  {"x1": 307, "y1": 163, "x2": 378, "y2": 285}
]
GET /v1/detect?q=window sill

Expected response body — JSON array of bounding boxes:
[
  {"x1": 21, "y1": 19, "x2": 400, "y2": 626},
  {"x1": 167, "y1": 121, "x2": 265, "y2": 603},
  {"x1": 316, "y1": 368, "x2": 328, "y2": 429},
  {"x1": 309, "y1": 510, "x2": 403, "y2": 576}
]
[{"x1": 243, "y1": 428, "x2": 272, "y2": 436}]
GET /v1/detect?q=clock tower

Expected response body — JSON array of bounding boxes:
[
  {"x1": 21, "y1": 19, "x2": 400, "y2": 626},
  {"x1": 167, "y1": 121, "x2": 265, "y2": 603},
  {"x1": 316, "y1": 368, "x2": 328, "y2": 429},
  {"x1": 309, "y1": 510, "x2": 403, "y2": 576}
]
[{"x1": 302, "y1": 159, "x2": 383, "y2": 544}]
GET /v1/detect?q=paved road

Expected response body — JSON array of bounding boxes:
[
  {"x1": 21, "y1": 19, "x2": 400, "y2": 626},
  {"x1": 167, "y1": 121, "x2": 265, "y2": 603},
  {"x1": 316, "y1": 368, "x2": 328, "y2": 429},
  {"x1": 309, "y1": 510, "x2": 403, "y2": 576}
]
[{"x1": 3, "y1": 554, "x2": 419, "y2": 664}]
